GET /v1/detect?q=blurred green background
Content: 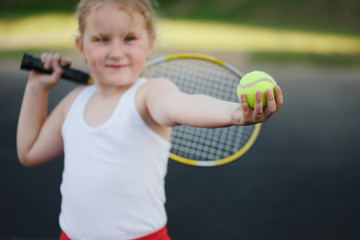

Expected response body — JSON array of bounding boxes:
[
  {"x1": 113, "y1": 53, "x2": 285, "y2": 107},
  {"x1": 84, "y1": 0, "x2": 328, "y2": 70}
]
[
  {"x1": 1, "y1": 0, "x2": 359, "y2": 32},
  {"x1": 1, "y1": 0, "x2": 360, "y2": 65}
]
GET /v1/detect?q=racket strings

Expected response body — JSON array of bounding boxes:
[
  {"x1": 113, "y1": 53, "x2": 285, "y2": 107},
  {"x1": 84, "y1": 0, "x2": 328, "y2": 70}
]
[
  {"x1": 144, "y1": 58, "x2": 254, "y2": 162},
  {"x1": 170, "y1": 126, "x2": 253, "y2": 161}
]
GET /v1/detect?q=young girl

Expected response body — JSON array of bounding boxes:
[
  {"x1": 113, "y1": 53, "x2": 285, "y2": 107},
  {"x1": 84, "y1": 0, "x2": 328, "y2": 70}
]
[{"x1": 16, "y1": 0, "x2": 283, "y2": 239}]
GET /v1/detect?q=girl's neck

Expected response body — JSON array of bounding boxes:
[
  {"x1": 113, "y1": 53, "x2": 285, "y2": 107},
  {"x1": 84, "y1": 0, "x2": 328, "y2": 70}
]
[{"x1": 94, "y1": 81, "x2": 134, "y2": 98}]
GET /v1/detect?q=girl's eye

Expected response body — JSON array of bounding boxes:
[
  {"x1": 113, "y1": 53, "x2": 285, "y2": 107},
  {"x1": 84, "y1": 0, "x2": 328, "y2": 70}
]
[
  {"x1": 96, "y1": 37, "x2": 108, "y2": 43},
  {"x1": 125, "y1": 36, "x2": 136, "y2": 42}
]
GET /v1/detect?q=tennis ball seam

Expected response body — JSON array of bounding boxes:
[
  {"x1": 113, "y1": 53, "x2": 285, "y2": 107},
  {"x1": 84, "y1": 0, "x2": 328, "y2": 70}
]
[{"x1": 238, "y1": 78, "x2": 277, "y2": 88}]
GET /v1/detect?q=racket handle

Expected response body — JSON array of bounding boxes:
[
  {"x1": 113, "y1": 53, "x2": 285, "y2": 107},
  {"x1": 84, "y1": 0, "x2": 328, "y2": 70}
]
[{"x1": 20, "y1": 53, "x2": 90, "y2": 84}]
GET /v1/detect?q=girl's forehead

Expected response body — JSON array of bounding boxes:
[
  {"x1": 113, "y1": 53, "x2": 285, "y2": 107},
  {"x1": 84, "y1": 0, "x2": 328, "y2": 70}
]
[{"x1": 85, "y1": 5, "x2": 145, "y2": 33}]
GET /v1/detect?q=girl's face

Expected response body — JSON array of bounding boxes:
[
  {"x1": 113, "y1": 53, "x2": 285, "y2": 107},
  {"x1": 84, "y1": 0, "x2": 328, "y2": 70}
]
[{"x1": 76, "y1": 5, "x2": 155, "y2": 88}]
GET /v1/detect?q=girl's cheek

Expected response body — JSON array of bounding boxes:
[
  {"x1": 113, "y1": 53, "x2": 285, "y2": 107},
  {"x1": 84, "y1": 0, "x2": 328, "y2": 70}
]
[{"x1": 86, "y1": 47, "x2": 105, "y2": 67}]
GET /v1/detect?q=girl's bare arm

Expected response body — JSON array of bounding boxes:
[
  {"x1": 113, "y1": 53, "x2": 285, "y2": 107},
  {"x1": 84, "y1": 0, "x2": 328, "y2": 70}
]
[
  {"x1": 144, "y1": 78, "x2": 283, "y2": 128},
  {"x1": 16, "y1": 53, "x2": 77, "y2": 167}
]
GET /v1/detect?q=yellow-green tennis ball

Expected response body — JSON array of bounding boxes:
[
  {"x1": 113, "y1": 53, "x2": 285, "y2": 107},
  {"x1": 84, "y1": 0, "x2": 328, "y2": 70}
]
[{"x1": 237, "y1": 71, "x2": 277, "y2": 108}]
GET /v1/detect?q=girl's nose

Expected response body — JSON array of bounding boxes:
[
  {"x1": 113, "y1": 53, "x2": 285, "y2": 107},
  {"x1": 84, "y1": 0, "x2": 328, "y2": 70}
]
[{"x1": 109, "y1": 40, "x2": 125, "y2": 59}]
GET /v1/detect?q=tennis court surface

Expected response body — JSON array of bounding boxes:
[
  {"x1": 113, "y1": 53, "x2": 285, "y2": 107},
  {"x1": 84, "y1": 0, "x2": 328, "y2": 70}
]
[{"x1": 1, "y1": 54, "x2": 360, "y2": 240}]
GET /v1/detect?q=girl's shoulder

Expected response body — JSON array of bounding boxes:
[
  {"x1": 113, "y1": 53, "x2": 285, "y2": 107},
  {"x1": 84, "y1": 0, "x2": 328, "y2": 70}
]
[
  {"x1": 136, "y1": 78, "x2": 174, "y2": 139},
  {"x1": 137, "y1": 77, "x2": 179, "y2": 108},
  {"x1": 136, "y1": 77, "x2": 181, "y2": 128},
  {"x1": 58, "y1": 86, "x2": 87, "y2": 118},
  {"x1": 140, "y1": 77, "x2": 178, "y2": 94}
]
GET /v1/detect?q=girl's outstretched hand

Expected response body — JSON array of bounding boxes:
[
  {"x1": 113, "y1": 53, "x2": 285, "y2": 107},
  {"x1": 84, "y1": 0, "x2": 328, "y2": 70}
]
[
  {"x1": 232, "y1": 85, "x2": 283, "y2": 125},
  {"x1": 28, "y1": 52, "x2": 72, "y2": 90}
]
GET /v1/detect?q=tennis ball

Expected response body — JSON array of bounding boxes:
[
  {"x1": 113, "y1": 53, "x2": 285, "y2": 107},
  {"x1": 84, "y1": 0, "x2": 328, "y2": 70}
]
[{"x1": 237, "y1": 71, "x2": 277, "y2": 108}]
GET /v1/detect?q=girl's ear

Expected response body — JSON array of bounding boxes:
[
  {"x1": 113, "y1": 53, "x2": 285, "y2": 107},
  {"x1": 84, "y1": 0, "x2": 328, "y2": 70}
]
[{"x1": 75, "y1": 36, "x2": 85, "y2": 58}]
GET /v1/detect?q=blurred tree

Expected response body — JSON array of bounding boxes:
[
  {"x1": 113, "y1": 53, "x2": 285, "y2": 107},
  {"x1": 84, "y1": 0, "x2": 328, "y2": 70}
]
[
  {"x1": 0, "y1": 0, "x2": 359, "y2": 34},
  {"x1": 157, "y1": 0, "x2": 360, "y2": 33},
  {"x1": 0, "y1": 0, "x2": 77, "y2": 14}
]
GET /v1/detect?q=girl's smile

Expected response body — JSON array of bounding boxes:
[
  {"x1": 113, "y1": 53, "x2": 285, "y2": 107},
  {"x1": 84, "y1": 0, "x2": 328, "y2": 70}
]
[{"x1": 106, "y1": 63, "x2": 129, "y2": 70}]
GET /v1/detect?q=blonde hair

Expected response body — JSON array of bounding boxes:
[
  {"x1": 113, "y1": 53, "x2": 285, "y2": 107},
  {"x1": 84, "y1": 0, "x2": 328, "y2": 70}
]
[{"x1": 76, "y1": 0, "x2": 157, "y2": 37}]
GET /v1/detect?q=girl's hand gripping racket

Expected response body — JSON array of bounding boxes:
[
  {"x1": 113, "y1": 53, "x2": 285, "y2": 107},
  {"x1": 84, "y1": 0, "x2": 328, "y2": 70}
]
[
  {"x1": 20, "y1": 53, "x2": 261, "y2": 167},
  {"x1": 20, "y1": 53, "x2": 92, "y2": 84}
]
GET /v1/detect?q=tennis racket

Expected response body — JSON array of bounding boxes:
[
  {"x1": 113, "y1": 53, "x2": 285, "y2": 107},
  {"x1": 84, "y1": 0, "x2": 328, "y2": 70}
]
[{"x1": 20, "y1": 53, "x2": 261, "y2": 167}]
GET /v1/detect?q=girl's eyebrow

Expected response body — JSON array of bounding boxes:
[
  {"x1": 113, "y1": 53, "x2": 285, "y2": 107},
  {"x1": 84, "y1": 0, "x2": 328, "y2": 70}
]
[
  {"x1": 127, "y1": 31, "x2": 140, "y2": 36},
  {"x1": 89, "y1": 28, "x2": 143, "y2": 39},
  {"x1": 93, "y1": 32, "x2": 109, "y2": 36}
]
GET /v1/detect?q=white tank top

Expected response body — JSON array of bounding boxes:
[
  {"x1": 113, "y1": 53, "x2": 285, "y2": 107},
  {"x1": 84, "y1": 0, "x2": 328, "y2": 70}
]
[{"x1": 60, "y1": 78, "x2": 171, "y2": 240}]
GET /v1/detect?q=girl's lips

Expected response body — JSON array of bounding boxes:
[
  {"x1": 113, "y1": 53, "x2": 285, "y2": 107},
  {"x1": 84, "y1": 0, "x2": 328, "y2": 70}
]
[{"x1": 106, "y1": 64, "x2": 128, "y2": 70}]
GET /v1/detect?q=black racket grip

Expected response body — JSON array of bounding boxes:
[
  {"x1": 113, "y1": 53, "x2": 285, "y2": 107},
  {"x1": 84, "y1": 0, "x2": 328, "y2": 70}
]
[{"x1": 20, "y1": 53, "x2": 90, "y2": 84}]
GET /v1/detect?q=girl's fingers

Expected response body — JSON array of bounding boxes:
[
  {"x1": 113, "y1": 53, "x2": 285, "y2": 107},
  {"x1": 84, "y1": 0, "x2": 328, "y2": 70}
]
[
  {"x1": 240, "y1": 93, "x2": 251, "y2": 121},
  {"x1": 265, "y1": 89, "x2": 277, "y2": 114},
  {"x1": 37, "y1": 52, "x2": 64, "y2": 86},
  {"x1": 41, "y1": 52, "x2": 62, "y2": 70},
  {"x1": 52, "y1": 53, "x2": 61, "y2": 65},
  {"x1": 274, "y1": 85, "x2": 284, "y2": 109},
  {"x1": 61, "y1": 58, "x2": 72, "y2": 67},
  {"x1": 41, "y1": 53, "x2": 50, "y2": 69},
  {"x1": 253, "y1": 91, "x2": 263, "y2": 121},
  {"x1": 51, "y1": 53, "x2": 61, "y2": 69},
  {"x1": 51, "y1": 55, "x2": 63, "y2": 81},
  {"x1": 41, "y1": 52, "x2": 47, "y2": 62}
]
